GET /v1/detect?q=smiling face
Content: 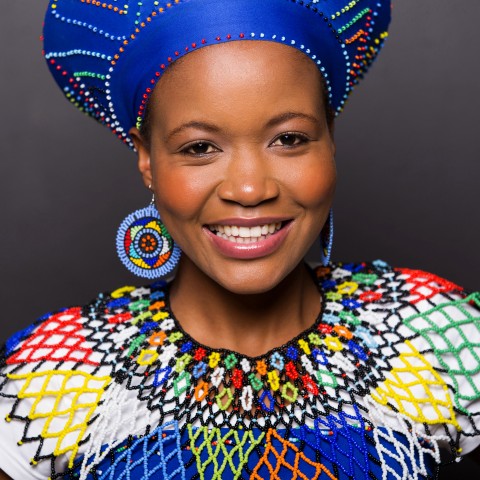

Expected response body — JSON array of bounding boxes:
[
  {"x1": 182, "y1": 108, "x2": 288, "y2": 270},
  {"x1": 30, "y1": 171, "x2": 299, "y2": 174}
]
[{"x1": 131, "y1": 41, "x2": 336, "y2": 294}]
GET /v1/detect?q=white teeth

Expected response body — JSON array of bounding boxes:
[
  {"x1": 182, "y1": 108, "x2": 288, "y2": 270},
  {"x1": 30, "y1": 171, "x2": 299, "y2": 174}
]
[
  {"x1": 238, "y1": 227, "x2": 250, "y2": 238},
  {"x1": 210, "y1": 222, "x2": 284, "y2": 242},
  {"x1": 250, "y1": 226, "x2": 262, "y2": 237}
]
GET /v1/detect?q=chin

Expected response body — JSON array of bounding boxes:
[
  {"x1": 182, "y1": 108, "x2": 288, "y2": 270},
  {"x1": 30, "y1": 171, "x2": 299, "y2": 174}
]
[{"x1": 205, "y1": 259, "x2": 299, "y2": 296}]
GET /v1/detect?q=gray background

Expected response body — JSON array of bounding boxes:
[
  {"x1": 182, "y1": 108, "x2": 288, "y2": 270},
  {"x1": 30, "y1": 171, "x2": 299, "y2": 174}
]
[
  {"x1": 1, "y1": 5, "x2": 480, "y2": 333},
  {"x1": 1, "y1": 0, "x2": 479, "y2": 338},
  {"x1": 0, "y1": 0, "x2": 479, "y2": 474}
]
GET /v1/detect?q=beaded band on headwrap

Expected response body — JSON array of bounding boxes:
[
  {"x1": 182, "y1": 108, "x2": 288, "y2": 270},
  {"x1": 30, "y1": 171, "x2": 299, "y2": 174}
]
[{"x1": 43, "y1": 0, "x2": 391, "y2": 149}]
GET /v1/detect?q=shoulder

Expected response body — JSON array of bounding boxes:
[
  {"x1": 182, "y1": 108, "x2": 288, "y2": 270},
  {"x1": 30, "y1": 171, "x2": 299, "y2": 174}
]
[
  {"x1": 313, "y1": 259, "x2": 471, "y2": 308},
  {"x1": 315, "y1": 260, "x2": 480, "y2": 457},
  {"x1": 0, "y1": 280, "x2": 169, "y2": 479},
  {"x1": 2, "y1": 280, "x2": 169, "y2": 365}
]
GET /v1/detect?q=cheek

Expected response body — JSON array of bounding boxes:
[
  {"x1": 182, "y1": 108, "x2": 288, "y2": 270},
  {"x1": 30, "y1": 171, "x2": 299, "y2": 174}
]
[
  {"x1": 287, "y1": 157, "x2": 337, "y2": 210},
  {"x1": 151, "y1": 161, "x2": 213, "y2": 223}
]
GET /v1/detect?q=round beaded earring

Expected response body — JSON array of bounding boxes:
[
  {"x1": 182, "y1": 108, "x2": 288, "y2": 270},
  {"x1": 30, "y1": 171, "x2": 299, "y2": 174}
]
[{"x1": 116, "y1": 197, "x2": 181, "y2": 279}]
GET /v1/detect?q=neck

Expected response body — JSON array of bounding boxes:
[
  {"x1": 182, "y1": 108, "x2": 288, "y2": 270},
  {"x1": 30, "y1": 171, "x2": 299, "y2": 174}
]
[{"x1": 169, "y1": 257, "x2": 321, "y2": 357}]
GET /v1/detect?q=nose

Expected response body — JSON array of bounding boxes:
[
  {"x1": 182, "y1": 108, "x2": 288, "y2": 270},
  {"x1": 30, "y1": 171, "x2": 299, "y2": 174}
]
[{"x1": 216, "y1": 149, "x2": 280, "y2": 206}]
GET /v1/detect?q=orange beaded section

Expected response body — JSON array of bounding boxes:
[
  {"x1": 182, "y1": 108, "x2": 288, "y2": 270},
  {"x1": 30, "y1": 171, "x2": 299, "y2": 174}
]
[
  {"x1": 251, "y1": 429, "x2": 338, "y2": 480},
  {"x1": 345, "y1": 29, "x2": 366, "y2": 45},
  {"x1": 110, "y1": 0, "x2": 182, "y2": 66},
  {"x1": 80, "y1": 0, "x2": 127, "y2": 14}
]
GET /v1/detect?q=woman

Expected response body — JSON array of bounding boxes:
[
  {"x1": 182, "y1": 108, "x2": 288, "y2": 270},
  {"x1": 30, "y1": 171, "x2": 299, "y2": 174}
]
[{"x1": 1, "y1": 0, "x2": 479, "y2": 479}]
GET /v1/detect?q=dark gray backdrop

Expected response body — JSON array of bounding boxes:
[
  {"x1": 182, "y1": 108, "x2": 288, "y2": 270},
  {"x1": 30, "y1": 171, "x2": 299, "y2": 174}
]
[
  {"x1": 1, "y1": 1, "x2": 479, "y2": 332},
  {"x1": 0, "y1": 0, "x2": 479, "y2": 474},
  {"x1": 1, "y1": 0, "x2": 479, "y2": 337}
]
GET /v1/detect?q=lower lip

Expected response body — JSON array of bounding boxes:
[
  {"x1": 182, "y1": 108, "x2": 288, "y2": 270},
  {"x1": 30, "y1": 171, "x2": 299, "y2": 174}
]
[{"x1": 204, "y1": 222, "x2": 293, "y2": 260}]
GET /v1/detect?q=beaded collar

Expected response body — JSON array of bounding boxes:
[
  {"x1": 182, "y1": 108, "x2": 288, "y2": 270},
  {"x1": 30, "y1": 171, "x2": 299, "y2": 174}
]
[
  {"x1": 2, "y1": 261, "x2": 480, "y2": 480},
  {"x1": 117, "y1": 270, "x2": 379, "y2": 426}
]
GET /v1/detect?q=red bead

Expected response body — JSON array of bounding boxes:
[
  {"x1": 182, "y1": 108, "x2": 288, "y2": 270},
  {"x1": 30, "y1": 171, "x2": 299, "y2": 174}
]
[{"x1": 318, "y1": 323, "x2": 333, "y2": 335}]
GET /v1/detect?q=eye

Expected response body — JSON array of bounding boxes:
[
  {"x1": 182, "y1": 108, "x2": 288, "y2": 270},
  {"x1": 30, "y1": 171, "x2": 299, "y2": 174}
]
[
  {"x1": 181, "y1": 141, "x2": 220, "y2": 156},
  {"x1": 270, "y1": 133, "x2": 309, "y2": 148}
]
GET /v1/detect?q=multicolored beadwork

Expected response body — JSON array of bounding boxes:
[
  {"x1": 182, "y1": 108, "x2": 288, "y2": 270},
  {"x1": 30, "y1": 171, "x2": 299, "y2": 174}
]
[
  {"x1": 116, "y1": 203, "x2": 181, "y2": 278},
  {"x1": 42, "y1": 0, "x2": 391, "y2": 148},
  {"x1": 1, "y1": 261, "x2": 479, "y2": 479}
]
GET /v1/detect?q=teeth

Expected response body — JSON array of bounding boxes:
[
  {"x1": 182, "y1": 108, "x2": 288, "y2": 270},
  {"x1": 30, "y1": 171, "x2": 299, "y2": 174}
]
[
  {"x1": 210, "y1": 222, "x2": 284, "y2": 242},
  {"x1": 239, "y1": 227, "x2": 250, "y2": 238}
]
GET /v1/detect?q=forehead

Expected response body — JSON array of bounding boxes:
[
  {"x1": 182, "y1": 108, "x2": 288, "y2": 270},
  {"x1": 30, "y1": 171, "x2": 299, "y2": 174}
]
[
  {"x1": 162, "y1": 40, "x2": 318, "y2": 74},
  {"x1": 150, "y1": 40, "x2": 325, "y2": 109}
]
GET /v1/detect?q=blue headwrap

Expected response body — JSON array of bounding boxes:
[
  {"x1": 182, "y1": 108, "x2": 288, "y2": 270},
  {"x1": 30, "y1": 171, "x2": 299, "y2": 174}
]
[{"x1": 43, "y1": 0, "x2": 391, "y2": 148}]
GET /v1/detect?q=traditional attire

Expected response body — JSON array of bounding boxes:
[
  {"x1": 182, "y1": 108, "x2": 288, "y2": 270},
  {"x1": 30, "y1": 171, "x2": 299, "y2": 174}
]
[
  {"x1": 6, "y1": 2, "x2": 477, "y2": 478},
  {"x1": 1, "y1": 261, "x2": 479, "y2": 479}
]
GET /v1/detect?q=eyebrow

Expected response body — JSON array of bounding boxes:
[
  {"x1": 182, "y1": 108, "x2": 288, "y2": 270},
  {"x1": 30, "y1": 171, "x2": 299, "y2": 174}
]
[
  {"x1": 165, "y1": 112, "x2": 321, "y2": 141},
  {"x1": 166, "y1": 121, "x2": 221, "y2": 142},
  {"x1": 264, "y1": 111, "x2": 321, "y2": 129}
]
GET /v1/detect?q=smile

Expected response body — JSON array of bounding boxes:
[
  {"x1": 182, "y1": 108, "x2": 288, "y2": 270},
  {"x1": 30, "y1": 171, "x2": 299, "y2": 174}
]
[
  {"x1": 208, "y1": 222, "x2": 283, "y2": 244},
  {"x1": 204, "y1": 220, "x2": 293, "y2": 260}
]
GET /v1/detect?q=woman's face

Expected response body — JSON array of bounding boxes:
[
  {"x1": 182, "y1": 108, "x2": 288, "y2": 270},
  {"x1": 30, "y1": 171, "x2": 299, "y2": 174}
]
[{"x1": 132, "y1": 41, "x2": 336, "y2": 294}]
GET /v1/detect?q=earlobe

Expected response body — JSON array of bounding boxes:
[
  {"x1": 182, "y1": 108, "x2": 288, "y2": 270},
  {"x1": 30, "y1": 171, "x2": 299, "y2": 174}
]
[{"x1": 129, "y1": 127, "x2": 153, "y2": 189}]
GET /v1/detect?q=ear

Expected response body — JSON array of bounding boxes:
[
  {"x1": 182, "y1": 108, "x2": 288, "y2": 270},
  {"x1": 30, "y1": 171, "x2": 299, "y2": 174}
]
[{"x1": 129, "y1": 127, "x2": 152, "y2": 189}]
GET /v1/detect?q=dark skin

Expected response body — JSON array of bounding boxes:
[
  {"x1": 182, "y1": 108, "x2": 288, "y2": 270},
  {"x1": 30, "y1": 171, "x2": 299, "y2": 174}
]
[
  {"x1": 2, "y1": 41, "x2": 479, "y2": 480},
  {"x1": 130, "y1": 41, "x2": 337, "y2": 356}
]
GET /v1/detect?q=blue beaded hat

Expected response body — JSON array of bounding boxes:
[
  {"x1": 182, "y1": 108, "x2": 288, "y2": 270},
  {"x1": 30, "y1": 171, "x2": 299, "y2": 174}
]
[{"x1": 43, "y1": 0, "x2": 391, "y2": 149}]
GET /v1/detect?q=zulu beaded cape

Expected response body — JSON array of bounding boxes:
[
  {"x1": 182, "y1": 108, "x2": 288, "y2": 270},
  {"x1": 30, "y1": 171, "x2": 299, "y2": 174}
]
[
  {"x1": 43, "y1": 0, "x2": 391, "y2": 149},
  {"x1": 1, "y1": 261, "x2": 480, "y2": 479}
]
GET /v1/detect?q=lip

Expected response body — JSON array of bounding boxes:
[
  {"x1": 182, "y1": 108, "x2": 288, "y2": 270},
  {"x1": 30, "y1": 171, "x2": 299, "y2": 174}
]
[{"x1": 203, "y1": 219, "x2": 294, "y2": 260}]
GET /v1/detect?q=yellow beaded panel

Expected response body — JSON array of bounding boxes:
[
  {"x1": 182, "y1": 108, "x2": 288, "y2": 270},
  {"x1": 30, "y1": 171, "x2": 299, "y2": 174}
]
[
  {"x1": 371, "y1": 341, "x2": 459, "y2": 429},
  {"x1": 7, "y1": 369, "x2": 111, "y2": 467}
]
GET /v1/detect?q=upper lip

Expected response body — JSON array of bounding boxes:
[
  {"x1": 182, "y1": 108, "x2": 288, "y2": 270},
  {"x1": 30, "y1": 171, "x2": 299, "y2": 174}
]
[{"x1": 204, "y1": 217, "x2": 292, "y2": 227}]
